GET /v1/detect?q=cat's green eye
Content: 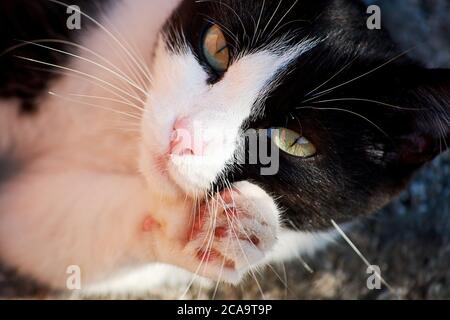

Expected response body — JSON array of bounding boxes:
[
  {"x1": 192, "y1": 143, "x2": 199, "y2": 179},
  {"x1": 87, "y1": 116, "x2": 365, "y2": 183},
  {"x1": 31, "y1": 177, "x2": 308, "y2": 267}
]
[
  {"x1": 202, "y1": 24, "x2": 230, "y2": 73},
  {"x1": 271, "y1": 128, "x2": 317, "y2": 158}
]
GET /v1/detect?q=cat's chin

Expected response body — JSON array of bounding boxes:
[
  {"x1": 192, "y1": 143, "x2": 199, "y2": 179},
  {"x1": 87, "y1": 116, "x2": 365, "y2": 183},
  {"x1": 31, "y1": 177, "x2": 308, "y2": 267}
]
[
  {"x1": 140, "y1": 150, "x2": 211, "y2": 198},
  {"x1": 165, "y1": 152, "x2": 230, "y2": 196},
  {"x1": 166, "y1": 162, "x2": 212, "y2": 196},
  {"x1": 142, "y1": 149, "x2": 224, "y2": 198}
]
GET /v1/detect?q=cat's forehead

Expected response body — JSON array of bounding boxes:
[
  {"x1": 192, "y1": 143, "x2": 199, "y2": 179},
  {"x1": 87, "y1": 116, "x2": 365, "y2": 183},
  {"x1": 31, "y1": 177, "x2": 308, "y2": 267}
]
[{"x1": 165, "y1": 0, "x2": 312, "y2": 53}]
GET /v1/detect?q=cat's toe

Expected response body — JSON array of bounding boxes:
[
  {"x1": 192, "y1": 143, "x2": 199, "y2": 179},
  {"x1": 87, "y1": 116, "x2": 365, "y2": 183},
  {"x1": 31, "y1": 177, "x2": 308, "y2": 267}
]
[{"x1": 184, "y1": 182, "x2": 281, "y2": 284}]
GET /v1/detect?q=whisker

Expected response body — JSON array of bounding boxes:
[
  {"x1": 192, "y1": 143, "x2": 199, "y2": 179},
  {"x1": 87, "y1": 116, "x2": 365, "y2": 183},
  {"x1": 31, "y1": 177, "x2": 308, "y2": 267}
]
[
  {"x1": 196, "y1": 0, "x2": 247, "y2": 43},
  {"x1": 186, "y1": 192, "x2": 196, "y2": 241},
  {"x1": 17, "y1": 39, "x2": 143, "y2": 90},
  {"x1": 304, "y1": 57, "x2": 358, "y2": 98},
  {"x1": 311, "y1": 97, "x2": 423, "y2": 111},
  {"x1": 297, "y1": 105, "x2": 389, "y2": 137},
  {"x1": 100, "y1": 11, "x2": 153, "y2": 89},
  {"x1": 265, "y1": 263, "x2": 292, "y2": 294},
  {"x1": 220, "y1": 181, "x2": 291, "y2": 293},
  {"x1": 179, "y1": 227, "x2": 213, "y2": 299},
  {"x1": 200, "y1": 16, "x2": 240, "y2": 50},
  {"x1": 435, "y1": 117, "x2": 449, "y2": 152},
  {"x1": 266, "y1": 0, "x2": 299, "y2": 41},
  {"x1": 26, "y1": 66, "x2": 143, "y2": 109},
  {"x1": 268, "y1": 19, "x2": 309, "y2": 42},
  {"x1": 180, "y1": 191, "x2": 218, "y2": 299},
  {"x1": 252, "y1": 0, "x2": 266, "y2": 46},
  {"x1": 21, "y1": 41, "x2": 148, "y2": 97},
  {"x1": 16, "y1": 55, "x2": 146, "y2": 105},
  {"x1": 305, "y1": 50, "x2": 413, "y2": 102},
  {"x1": 218, "y1": 194, "x2": 266, "y2": 300},
  {"x1": 331, "y1": 220, "x2": 398, "y2": 297},
  {"x1": 280, "y1": 262, "x2": 289, "y2": 299},
  {"x1": 68, "y1": 93, "x2": 144, "y2": 112},
  {"x1": 48, "y1": 91, "x2": 142, "y2": 121},
  {"x1": 49, "y1": 0, "x2": 152, "y2": 84},
  {"x1": 211, "y1": 238, "x2": 231, "y2": 300},
  {"x1": 197, "y1": 196, "x2": 219, "y2": 299},
  {"x1": 260, "y1": 0, "x2": 283, "y2": 41}
]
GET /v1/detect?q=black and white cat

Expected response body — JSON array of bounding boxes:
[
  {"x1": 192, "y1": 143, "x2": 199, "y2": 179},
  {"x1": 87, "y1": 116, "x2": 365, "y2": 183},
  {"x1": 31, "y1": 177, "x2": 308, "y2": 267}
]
[{"x1": 0, "y1": 0, "x2": 448, "y2": 293}]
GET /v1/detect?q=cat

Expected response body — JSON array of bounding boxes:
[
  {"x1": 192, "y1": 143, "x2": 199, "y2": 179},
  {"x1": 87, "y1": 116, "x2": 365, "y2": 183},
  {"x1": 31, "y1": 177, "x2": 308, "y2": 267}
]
[{"x1": 0, "y1": 0, "x2": 448, "y2": 293}]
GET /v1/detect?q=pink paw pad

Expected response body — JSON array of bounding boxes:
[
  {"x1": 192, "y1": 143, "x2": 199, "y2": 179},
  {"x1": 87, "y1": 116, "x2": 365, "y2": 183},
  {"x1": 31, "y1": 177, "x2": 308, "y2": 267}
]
[
  {"x1": 142, "y1": 215, "x2": 160, "y2": 232},
  {"x1": 196, "y1": 249, "x2": 236, "y2": 269},
  {"x1": 196, "y1": 249, "x2": 220, "y2": 262},
  {"x1": 250, "y1": 236, "x2": 260, "y2": 246},
  {"x1": 214, "y1": 226, "x2": 228, "y2": 238},
  {"x1": 219, "y1": 188, "x2": 240, "y2": 204}
]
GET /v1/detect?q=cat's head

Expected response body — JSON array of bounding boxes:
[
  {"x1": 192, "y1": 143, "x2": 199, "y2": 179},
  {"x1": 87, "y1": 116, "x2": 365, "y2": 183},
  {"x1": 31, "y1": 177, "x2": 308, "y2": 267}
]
[{"x1": 141, "y1": 0, "x2": 449, "y2": 231}]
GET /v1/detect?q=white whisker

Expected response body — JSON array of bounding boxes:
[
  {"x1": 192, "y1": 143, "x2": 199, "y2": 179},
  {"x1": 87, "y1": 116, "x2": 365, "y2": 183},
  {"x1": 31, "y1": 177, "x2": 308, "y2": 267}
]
[
  {"x1": 312, "y1": 98, "x2": 422, "y2": 111},
  {"x1": 331, "y1": 220, "x2": 398, "y2": 296},
  {"x1": 19, "y1": 39, "x2": 143, "y2": 89},
  {"x1": 266, "y1": 0, "x2": 299, "y2": 40},
  {"x1": 297, "y1": 105, "x2": 389, "y2": 137},
  {"x1": 218, "y1": 194, "x2": 266, "y2": 300},
  {"x1": 26, "y1": 66, "x2": 144, "y2": 109},
  {"x1": 48, "y1": 91, "x2": 142, "y2": 121},
  {"x1": 68, "y1": 93, "x2": 144, "y2": 112},
  {"x1": 196, "y1": 0, "x2": 247, "y2": 43},
  {"x1": 261, "y1": 0, "x2": 283, "y2": 41},
  {"x1": 22, "y1": 41, "x2": 148, "y2": 96},
  {"x1": 49, "y1": 0, "x2": 153, "y2": 84},
  {"x1": 252, "y1": 0, "x2": 266, "y2": 46},
  {"x1": 306, "y1": 50, "x2": 413, "y2": 102},
  {"x1": 16, "y1": 55, "x2": 146, "y2": 105},
  {"x1": 304, "y1": 57, "x2": 357, "y2": 98},
  {"x1": 100, "y1": 12, "x2": 153, "y2": 90}
]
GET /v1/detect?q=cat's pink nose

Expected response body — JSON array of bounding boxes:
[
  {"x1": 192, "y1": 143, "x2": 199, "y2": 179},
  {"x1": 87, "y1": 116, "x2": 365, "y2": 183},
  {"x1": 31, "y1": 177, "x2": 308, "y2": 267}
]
[{"x1": 169, "y1": 117, "x2": 205, "y2": 156}]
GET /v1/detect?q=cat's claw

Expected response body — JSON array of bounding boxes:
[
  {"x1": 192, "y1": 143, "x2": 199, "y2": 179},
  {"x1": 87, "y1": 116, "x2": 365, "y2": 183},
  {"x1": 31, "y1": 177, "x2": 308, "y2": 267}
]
[{"x1": 183, "y1": 182, "x2": 280, "y2": 284}]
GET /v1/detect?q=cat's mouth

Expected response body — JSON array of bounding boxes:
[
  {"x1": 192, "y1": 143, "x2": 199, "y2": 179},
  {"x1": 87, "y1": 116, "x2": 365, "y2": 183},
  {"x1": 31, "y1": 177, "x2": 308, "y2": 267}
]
[
  {"x1": 151, "y1": 153, "x2": 184, "y2": 192},
  {"x1": 142, "y1": 114, "x2": 237, "y2": 197},
  {"x1": 150, "y1": 151, "x2": 214, "y2": 196},
  {"x1": 147, "y1": 136, "x2": 230, "y2": 196}
]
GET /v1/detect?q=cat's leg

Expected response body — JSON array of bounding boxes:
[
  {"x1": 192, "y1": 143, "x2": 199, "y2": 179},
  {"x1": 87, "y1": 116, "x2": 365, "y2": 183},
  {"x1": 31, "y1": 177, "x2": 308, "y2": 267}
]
[
  {"x1": 155, "y1": 181, "x2": 281, "y2": 284},
  {"x1": 0, "y1": 169, "x2": 160, "y2": 289},
  {"x1": 0, "y1": 168, "x2": 280, "y2": 288}
]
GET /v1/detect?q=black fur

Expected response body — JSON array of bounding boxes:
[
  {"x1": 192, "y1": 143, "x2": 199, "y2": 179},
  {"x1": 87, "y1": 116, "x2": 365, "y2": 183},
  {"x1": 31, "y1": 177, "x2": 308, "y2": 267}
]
[
  {"x1": 0, "y1": 0, "x2": 110, "y2": 112},
  {"x1": 165, "y1": 0, "x2": 450, "y2": 230}
]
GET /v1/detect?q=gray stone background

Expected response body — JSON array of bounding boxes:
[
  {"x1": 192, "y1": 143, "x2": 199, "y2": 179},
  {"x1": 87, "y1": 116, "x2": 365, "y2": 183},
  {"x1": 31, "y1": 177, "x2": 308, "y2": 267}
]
[{"x1": 0, "y1": 0, "x2": 449, "y2": 299}]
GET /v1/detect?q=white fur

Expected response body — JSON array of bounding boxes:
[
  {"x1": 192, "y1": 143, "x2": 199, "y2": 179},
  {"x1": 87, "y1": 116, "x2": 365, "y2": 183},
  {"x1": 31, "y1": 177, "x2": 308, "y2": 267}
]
[{"x1": 0, "y1": 0, "x2": 327, "y2": 294}]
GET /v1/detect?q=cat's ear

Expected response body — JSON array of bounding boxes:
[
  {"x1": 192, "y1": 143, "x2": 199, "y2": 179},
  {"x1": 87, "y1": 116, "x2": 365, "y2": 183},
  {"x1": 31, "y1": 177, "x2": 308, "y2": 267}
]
[{"x1": 385, "y1": 68, "x2": 450, "y2": 167}]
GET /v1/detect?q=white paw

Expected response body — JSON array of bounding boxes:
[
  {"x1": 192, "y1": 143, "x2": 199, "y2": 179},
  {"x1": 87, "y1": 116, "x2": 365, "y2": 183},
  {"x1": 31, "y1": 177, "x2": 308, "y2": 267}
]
[{"x1": 184, "y1": 181, "x2": 280, "y2": 284}]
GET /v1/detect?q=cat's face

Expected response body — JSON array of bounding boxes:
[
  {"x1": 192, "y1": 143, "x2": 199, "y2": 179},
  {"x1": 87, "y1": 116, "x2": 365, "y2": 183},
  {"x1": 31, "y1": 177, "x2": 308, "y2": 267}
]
[
  {"x1": 141, "y1": 0, "x2": 449, "y2": 231},
  {"x1": 142, "y1": 0, "x2": 318, "y2": 195}
]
